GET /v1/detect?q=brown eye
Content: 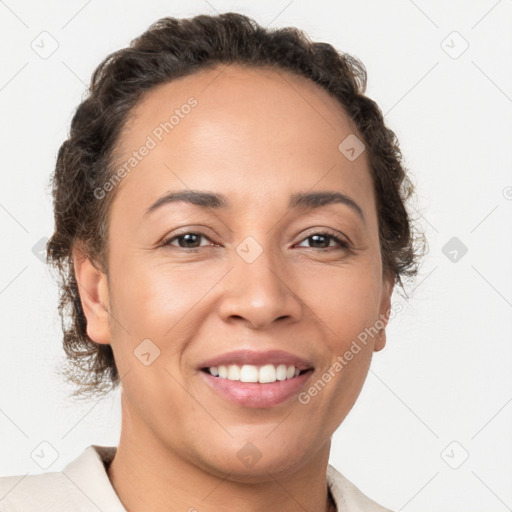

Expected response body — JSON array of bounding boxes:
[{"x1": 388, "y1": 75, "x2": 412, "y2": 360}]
[
  {"x1": 297, "y1": 232, "x2": 349, "y2": 250},
  {"x1": 164, "y1": 232, "x2": 211, "y2": 249}
]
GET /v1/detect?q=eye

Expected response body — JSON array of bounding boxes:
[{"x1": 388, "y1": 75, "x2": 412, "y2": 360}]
[
  {"x1": 296, "y1": 231, "x2": 349, "y2": 250},
  {"x1": 161, "y1": 230, "x2": 349, "y2": 251},
  {"x1": 163, "y1": 232, "x2": 214, "y2": 249}
]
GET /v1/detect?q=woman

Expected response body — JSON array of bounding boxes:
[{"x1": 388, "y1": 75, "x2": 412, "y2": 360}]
[{"x1": 0, "y1": 12, "x2": 422, "y2": 512}]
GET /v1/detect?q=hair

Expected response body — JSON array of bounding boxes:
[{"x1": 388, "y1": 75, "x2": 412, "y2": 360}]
[{"x1": 46, "y1": 12, "x2": 426, "y2": 400}]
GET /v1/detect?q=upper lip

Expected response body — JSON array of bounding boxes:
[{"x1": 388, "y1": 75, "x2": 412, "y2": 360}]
[{"x1": 198, "y1": 349, "x2": 314, "y2": 371}]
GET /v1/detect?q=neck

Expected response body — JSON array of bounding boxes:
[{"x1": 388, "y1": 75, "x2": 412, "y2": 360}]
[{"x1": 107, "y1": 394, "x2": 335, "y2": 512}]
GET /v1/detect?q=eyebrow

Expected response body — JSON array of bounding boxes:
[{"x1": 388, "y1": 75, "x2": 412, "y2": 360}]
[
  {"x1": 289, "y1": 191, "x2": 365, "y2": 223},
  {"x1": 145, "y1": 190, "x2": 227, "y2": 215},
  {"x1": 145, "y1": 190, "x2": 365, "y2": 223}
]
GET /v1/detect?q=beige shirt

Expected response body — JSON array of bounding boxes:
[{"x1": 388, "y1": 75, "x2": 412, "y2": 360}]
[{"x1": 0, "y1": 445, "x2": 393, "y2": 511}]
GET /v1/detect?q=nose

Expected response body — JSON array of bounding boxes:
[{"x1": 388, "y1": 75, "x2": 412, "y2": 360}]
[{"x1": 217, "y1": 244, "x2": 303, "y2": 330}]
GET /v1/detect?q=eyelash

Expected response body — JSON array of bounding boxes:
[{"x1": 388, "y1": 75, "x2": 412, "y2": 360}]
[{"x1": 161, "y1": 230, "x2": 350, "y2": 252}]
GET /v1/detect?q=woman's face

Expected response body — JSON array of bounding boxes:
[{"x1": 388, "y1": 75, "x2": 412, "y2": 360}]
[{"x1": 83, "y1": 65, "x2": 394, "y2": 479}]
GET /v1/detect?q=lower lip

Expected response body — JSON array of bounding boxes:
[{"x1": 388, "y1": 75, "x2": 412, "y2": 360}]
[{"x1": 199, "y1": 370, "x2": 314, "y2": 408}]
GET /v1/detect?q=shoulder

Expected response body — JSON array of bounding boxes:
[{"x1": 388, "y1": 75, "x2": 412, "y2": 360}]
[
  {"x1": 0, "y1": 445, "x2": 123, "y2": 512},
  {"x1": 0, "y1": 470, "x2": 73, "y2": 512},
  {"x1": 327, "y1": 464, "x2": 394, "y2": 512}
]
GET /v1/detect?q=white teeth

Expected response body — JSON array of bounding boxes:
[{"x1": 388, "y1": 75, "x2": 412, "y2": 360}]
[
  {"x1": 240, "y1": 364, "x2": 259, "y2": 382},
  {"x1": 258, "y1": 364, "x2": 276, "y2": 383},
  {"x1": 227, "y1": 365, "x2": 240, "y2": 381},
  {"x1": 207, "y1": 364, "x2": 304, "y2": 383},
  {"x1": 276, "y1": 364, "x2": 287, "y2": 381}
]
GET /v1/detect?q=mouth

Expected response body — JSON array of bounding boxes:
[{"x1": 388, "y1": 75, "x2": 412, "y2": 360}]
[
  {"x1": 200, "y1": 364, "x2": 312, "y2": 383},
  {"x1": 197, "y1": 350, "x2": 315, "y2": 408}
]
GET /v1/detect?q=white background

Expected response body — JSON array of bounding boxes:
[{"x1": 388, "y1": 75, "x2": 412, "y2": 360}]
[{"x1": 1, "y1": 1, "x2": 511, "y2": 511}]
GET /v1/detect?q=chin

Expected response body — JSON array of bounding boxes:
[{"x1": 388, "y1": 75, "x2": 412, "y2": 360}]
[{"x1": 191, "y1": 434, "x2": 321, "y2": 482}]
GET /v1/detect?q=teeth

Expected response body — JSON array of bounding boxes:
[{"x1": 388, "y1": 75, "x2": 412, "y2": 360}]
[
  {"x1": 276, "y1": 364, "x2": 287, "y2": 381},
  {"x1": 207, "y1": 364, "x2": 304, "y2": 383},
  {"x1": 240, "y1": 364, "x2": 259, "y2": 382},
  {"x1": 258, "y1": 364, "x2": 276, "y2": 383},
  {"x1": 227, "y1": 365, "x2": 240, "y2": 380}
]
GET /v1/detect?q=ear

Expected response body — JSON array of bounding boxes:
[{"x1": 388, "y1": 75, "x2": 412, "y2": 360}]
[
  {"x1": 374, "y1": 272, "x2": 395, "y2": 352},
  {"x1": 72, "y1": 245, "x2": 111, "y2": 345}
]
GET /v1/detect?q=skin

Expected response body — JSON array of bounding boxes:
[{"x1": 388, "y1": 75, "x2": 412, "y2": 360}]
[{"x1": 74, "y1": 64, "x2": 395, "y2": 512}]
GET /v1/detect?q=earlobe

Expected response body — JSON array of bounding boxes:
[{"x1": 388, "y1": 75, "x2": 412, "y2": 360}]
[
  {"x1": 72, "y1": 245, "x2": 111, "y2": 345},
  {"x1": 374, "y1": 328, "x2": 386, "y2": 352},
  {"x1": 374, "y1": 272, "x2": 395, "y2": 352}
]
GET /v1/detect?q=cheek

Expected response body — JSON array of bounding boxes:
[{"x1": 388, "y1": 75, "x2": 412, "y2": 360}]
[
  {"x1": 297, "y1": 262, "x2": 380, "y2": 408},
  {"x1": 106, "y1": 259, "x2": 206, "y2": 402},
  {"x1": 298, "y1": 260, "x2": 382, "y2": 344},
  {"x1": 297, "y1": 278, "x2": 377, "y2": 436},
  {"x1": 108, "y1": 256, "x2": 220, "y2": 343}
]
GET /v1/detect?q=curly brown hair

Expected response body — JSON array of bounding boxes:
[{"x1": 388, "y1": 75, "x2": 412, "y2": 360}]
[{"x1": 46, "y1": 12, "x2": 425, "y2": 400}]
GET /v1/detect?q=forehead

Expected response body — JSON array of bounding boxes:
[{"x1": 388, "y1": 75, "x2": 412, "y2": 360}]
[
  {"x1": 111, "y1": 64, "x2": 375, "y2": 217},
  {"x1": 126, "y1": 63, "x2": 354, "y2": 129}
]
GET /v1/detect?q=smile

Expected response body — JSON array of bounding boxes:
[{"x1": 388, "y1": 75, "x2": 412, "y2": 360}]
[
  {"x1": 199, "y1": 366, "x2": 314, "y2": 408},
  {"x1": 203, "y1": 364, "x2": 305, "y2": 383}
]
